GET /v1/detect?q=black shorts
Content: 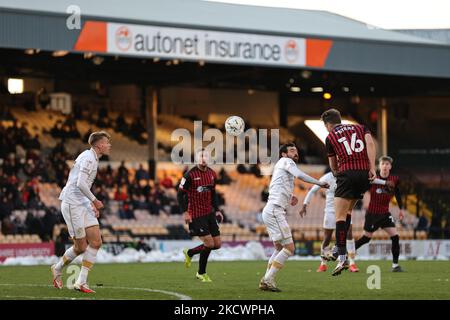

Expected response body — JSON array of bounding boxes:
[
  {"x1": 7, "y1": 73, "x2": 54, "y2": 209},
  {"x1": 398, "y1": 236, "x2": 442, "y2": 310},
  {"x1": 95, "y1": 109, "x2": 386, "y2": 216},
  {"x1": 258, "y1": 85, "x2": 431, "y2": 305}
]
[
  {"x1": 189, "y1": 212, "x2": 220, "y2": 237},
  {"x1": 364, "y1": 212, "x2": 396, "y2": 233},
  {"x1": 335, "y1": 170, "x2": 371, "y2": 199}
]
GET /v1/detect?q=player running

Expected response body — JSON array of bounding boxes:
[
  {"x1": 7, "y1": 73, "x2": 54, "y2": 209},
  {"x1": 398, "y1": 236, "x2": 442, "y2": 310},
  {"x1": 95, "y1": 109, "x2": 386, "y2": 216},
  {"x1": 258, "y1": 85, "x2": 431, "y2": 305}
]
[
  {"x1": 51, "y1": 131, "x2": 111, "y2": 293},
  {"x1": 321, "y1": 108, "x2": 377, "y2": 276},
  {"x1": 354, "y1": 156, "x2": 405, "y2": 272},
  {"x1": 301, "y1": 170, "x2": 389, "y2": 272},
  {"x1": 177, "y1": 148, "x2": 223, "y2": 283},
  {"x1": 259, "y1": 143, "x2": 329, "y2": 292}
]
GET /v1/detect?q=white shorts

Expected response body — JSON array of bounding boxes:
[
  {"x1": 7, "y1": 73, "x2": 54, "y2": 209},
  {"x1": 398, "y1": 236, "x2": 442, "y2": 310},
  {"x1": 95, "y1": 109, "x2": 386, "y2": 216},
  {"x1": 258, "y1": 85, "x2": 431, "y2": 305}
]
[
  {"x1": 61, "y1": 201, "x2": 99, "y2": 239},
  {"x1": 323, "y1": 212, "x2": 336, "y2": 230},
  {"x1": 322, "y1": 212, "x2": 352, "y2": 230},
  {"x1": 262, "y1": 203, "x2": 292, "y2": 244}
]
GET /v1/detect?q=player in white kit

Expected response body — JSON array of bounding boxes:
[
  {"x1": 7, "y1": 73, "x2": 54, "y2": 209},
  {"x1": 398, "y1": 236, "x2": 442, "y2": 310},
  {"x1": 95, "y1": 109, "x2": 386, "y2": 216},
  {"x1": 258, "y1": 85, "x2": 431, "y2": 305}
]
[
  {"x1": 301, "y1": 171, "x2": 388, "y2": 273},
  {"x1": 259, "y1": 143, "x2": 329, "y2": 292},
  {"x1": 51, "y1": 131, "x2": 111, "y2": 293}
]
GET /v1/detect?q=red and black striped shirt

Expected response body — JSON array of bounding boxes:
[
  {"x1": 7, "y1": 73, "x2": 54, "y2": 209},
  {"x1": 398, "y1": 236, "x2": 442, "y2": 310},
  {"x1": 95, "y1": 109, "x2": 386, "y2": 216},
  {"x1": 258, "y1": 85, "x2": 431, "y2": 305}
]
[
  {"x1": 325, "y1": 124, "x2": 371, "y2": 172},
  {"x1": 368, "y1": 174, "x2": 403, "y2": 214},
  {"x1": 178, "y1": 166, "x2": 218, "y2": 219}
]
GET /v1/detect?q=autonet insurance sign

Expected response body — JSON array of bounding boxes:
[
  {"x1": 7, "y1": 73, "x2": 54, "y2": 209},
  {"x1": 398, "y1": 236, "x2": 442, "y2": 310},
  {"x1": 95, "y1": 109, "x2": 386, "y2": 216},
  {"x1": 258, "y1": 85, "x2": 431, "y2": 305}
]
[{"x1": 74, "y1": 21, "x2": 332, "y2": 68}]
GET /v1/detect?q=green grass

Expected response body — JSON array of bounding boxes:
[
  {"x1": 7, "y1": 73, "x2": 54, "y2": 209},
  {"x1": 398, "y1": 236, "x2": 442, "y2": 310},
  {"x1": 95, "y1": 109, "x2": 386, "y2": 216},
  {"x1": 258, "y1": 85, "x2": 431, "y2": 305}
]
[{"x1": 0, "y1": 260, "x2": 449, "y2": 300}]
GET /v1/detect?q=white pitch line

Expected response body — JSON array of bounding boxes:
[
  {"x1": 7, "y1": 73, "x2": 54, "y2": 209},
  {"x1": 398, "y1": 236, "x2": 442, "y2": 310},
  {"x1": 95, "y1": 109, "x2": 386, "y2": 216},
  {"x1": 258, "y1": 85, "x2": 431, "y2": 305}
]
[{"x1": 0, "y1": 284, "x2": 192, "y2": 300}]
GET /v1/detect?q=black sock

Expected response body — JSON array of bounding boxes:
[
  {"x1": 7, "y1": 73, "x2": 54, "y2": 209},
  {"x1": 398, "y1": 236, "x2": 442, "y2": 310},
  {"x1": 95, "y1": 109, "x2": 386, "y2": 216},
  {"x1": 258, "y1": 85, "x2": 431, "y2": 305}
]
[
  {"x1": 391, "y1": 235, "x2": 400, "y2": 264},
  {"x1": 198, "y1": 247, "x2": 212, "y2": 274},
  {"x1": 335, "y1": 221, "x2": 347, "y2": 256},
  {"x1": 355, "y1": 235, "x2": 371, "y2": 250},
  {"x1": 187, "y1": 244, "x2": 205, "y2": 257}
]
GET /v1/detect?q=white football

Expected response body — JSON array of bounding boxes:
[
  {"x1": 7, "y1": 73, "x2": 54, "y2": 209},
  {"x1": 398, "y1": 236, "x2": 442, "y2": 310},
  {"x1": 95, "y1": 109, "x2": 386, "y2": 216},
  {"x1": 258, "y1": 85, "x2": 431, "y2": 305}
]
[{"x1": 225, "y1": 116, "x2": 245, "y2": 136}]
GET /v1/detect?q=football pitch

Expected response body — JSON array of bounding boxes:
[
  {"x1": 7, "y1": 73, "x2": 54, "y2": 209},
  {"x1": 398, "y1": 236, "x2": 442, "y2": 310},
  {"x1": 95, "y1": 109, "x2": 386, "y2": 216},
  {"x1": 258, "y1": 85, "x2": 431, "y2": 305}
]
[{"x1": 0, "y1": 260, "x2": 449, "y2": 300}]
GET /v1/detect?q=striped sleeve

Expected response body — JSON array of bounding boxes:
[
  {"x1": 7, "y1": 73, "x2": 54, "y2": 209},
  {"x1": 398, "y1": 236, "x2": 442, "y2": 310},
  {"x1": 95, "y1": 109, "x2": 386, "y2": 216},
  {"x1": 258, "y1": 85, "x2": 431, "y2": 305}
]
[{"x1": 325, "y1": 136, "x2": 335, "y2": 157}]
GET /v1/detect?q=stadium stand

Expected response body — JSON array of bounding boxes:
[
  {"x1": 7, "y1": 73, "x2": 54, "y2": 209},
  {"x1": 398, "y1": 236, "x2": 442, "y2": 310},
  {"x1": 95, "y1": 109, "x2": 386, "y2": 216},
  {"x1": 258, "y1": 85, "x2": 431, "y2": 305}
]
[{"x1": 0, "y1": 105, "x2": 435, "y2": 249}]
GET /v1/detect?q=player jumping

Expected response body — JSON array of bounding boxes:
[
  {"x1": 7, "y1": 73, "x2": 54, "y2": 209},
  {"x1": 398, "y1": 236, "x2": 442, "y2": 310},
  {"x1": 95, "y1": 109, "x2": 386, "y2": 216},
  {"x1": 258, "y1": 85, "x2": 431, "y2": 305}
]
[
  {"x1": 51, "y1": 131, "x2": 111, "y2": 293},
  {"x1": 259, "y1": 143, "x2": 329, "y2": 292},
  {"x1": 321, "y1": 108, "x2": 376, "y2": 276}
]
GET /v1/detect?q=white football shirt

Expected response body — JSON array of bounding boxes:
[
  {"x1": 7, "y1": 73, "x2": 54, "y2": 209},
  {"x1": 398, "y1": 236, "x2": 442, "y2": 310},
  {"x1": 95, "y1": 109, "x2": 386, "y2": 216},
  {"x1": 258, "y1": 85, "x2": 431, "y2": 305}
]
[
  {"x1": 268, "y1": 157, "x2": 321, "y2": 210},
  {"x1": 59, "y1": 148, "x2": 99, "y2": 205}
]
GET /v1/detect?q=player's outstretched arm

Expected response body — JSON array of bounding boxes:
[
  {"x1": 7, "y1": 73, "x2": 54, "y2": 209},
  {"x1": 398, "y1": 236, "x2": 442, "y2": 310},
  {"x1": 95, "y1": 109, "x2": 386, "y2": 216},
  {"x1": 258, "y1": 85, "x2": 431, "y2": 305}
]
[{"x1": 285, "y1": 163, "x2": 329, "y2": 188}]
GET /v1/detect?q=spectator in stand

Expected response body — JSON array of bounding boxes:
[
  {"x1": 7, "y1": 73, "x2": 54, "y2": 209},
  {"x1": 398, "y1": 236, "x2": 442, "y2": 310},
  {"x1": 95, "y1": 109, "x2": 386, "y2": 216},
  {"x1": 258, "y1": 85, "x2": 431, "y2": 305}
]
[
  {"x1": 115, "y1": 112, "x2": 128, "y2": 134},
  {"x1": 160, "y1": 173, "x2": 174, "y2": 189},
  {"x1": 96, "y1": 106, "x2": 109, "y2": 128},
  {"x1": 415, "y1": 213, "x2": 429, "y2": 233},
  {"x1": 36, "y1": 88, "x2": 50, "y2": 109},
  {"x1": 1, "y1": 216, "x2": 16, "y2": 234},
  {"x1": 135, "y1": 164, "x2": 149, "y2": 181},
  {"x1": 114, "y1": 185, "x2": 128, "y2": 202},
  {"x1": 26, "y1": 134, "x2": 41, "y2": 151},
  {"x1": 237, "y1": 164, "x2": 248, "y2": 174},
  {"x1": 118, "y1": 161, "x2": 129, "y2": 184},
  {"x1": 250, "y1": 163, "x2": 262, "y2": 178},
  {"x1": 217, "y1": 167, "x2": 232, "y2": 185},
  {"x1": 118, "y1": 202, "x2": 135, "y2": 220}
]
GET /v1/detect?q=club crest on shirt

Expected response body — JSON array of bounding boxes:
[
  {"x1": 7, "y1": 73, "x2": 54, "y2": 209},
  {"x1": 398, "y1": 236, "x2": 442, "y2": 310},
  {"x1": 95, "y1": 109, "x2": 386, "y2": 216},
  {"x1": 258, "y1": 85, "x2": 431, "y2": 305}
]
[
  {"x1": 376, "y1": 187, "x2": 390, "y2": 194},
  {"x1": 196, "y1": 185, "x2": 213, "y2": 193}
]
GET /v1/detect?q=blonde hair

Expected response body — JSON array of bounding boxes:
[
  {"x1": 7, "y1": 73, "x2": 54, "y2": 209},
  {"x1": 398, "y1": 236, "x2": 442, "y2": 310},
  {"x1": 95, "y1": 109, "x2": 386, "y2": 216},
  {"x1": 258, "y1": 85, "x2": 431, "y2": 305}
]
[
  {"x1": 88, "y1": 131, "x2": 111, "y2": 147},
  {"x1": 379, "y1": 155, "x2": 393, "y2": 164}
]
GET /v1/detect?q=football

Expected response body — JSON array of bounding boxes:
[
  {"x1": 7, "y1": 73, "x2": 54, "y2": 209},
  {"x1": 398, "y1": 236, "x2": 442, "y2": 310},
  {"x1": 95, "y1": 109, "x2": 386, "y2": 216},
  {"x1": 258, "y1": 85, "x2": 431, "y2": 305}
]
[{"x1": 225, "y1": 115, "x2": 245, "y2": 136}]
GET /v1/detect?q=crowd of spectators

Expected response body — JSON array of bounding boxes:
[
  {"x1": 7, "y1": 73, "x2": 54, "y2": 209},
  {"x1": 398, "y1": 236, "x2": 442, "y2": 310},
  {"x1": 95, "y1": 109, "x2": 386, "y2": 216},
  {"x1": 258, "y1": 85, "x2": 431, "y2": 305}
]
[{"x1": 0, "y1": 118, "x2": 67, "y2": 241}]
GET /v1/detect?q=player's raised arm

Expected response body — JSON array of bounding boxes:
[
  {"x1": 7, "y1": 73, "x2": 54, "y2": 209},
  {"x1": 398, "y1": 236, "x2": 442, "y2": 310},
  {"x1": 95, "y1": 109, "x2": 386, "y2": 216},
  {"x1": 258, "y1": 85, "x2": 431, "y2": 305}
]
[{"x1": 364, "y1": 132, "x2": 376, "y2": 181}]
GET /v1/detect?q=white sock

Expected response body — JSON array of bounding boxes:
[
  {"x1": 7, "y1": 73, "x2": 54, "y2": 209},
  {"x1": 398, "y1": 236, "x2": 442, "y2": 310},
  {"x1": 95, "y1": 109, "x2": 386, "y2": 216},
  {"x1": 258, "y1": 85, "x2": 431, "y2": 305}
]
[
  {"x1": 265, "y1": 250, "x2": 280, "y2": 276},
  {"x1": 55, "y1": 246, "x2": 78, "y2": 272},
  {"x1": 392, "y1": 263, "x2": 399, "y2": 268},
  {"x1": 347, "y1": 239, "x2": 356, "y2": 264},
  {"x1": 264, "y1": 248, "x2": 292, "y2": 282},
  {"x1": 76, "y1": 246, "x2": 98, "y2": 285},
  {"x1": 320, "y1": 247, "x2": 328, "y2": 264},
  {"x1": 338, "y1": 255, "x2": 346, "y2": 264}
]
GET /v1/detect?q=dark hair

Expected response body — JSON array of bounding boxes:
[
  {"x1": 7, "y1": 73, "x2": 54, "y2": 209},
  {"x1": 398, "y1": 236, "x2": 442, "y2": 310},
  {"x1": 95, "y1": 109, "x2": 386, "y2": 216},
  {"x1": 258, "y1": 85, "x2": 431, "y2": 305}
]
[
  {"x1": 88, "y1": 131, "x2": 111, "y2": 147},
  {"x1": 321, "y1": 108, "x2": 342, "y2": 125},
  {"x1": 379, "y1": 155, "x2": 393, "y2": 164},
  {"x1": 279, "y1": 143, "x2": 296, "y2": 157}
]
